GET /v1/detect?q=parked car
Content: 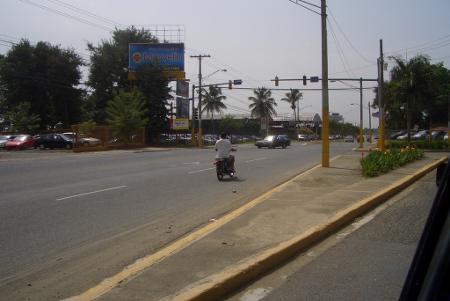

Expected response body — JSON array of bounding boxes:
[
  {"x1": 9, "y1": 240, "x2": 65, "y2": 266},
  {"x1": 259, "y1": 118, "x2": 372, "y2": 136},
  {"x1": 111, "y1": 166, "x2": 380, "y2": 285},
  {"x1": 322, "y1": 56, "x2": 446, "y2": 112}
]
[
  {"x1": 412, "y1": 130, "x2": 429, "y2": 140},
  {"x1": 397, "y1": 131, "x2": 418, "y2": 140},
  {"x1": 0, "y1": 135, "x2": 16, "y2": 149},
  {"x1": 345, "y1": 135, "x2": 354, "y2": 142},
  {"x1": 5, "y1": 135, "x2": 35, "y2": 150},
  {"x1": 309, "y1": 134, "x2": 320, "y2": 141},
  {"x1": 34, "y1": 133, "x2": 73, "y2": 150},
  {"x1": 430, "y1": 130, "x2": 446, "y2": 140},
  {"x1": 63, "y1": 132, "x2": 102, "y2": 147},
  {"x1": 389, "y1": 131, "x2": 406, "y2": 140},
  {"x1": 298, "y1": 134, "x2": 309, "y2": 141},
  {"x1": 254, "y1": 135, "x2": 290, "y2": 149}
]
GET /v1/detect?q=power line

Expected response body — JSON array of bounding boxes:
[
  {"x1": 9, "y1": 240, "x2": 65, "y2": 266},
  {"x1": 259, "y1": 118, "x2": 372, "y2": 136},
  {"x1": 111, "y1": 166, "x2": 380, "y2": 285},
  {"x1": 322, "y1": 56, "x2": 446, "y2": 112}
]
[
  {"x1": 288, "y1": 0, "x2": 321, "y2": 15},
  {"x1": 326, "y1": 6, "x2": 376, "y2": 64},
  {"x1": 327, "y1": 19, "x2": 356, "y2": 78},
  {"x1": 18, "y1": 0, "x2": 115, "y2": 32},
  {"x1": 47, "y1": 0, "x2": 126, "y2": 28}
]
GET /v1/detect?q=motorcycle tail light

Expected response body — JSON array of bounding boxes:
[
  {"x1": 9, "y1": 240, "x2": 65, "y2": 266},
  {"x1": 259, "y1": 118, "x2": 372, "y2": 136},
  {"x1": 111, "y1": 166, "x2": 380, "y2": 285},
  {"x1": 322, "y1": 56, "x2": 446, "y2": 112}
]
[{"x1": 214, "y1": 162, "x2": 218, "y2": 165}]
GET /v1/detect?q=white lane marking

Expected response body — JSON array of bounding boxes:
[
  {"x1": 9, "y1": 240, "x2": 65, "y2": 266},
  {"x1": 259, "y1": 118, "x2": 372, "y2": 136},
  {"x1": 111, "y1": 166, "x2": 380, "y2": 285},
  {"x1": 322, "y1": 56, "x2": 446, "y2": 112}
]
[
  {"x1": 56, "y1": 186, "x2": 128, "y2": 201},
  {"x1": 246, "y1": 157, "x2": 266, "y2": 163},
  {"x1": 188, "y1": 167, "x2": 215, "y2": 174}
]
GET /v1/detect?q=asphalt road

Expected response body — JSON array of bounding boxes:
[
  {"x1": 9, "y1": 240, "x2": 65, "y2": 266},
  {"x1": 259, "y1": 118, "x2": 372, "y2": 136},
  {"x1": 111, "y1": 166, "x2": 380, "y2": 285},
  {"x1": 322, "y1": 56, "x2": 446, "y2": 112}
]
[
  {"x1": 222, "y1": 165, "x2": 438, "y2": 301},
  {"x1": 0, "y1": 141, "x2": 354, "y2": 300}
]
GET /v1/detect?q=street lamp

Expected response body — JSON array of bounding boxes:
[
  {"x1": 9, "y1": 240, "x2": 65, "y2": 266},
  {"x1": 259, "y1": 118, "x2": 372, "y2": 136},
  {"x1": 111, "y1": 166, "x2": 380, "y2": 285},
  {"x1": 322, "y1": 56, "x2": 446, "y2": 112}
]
[
  {"x1": 191, "y1": 68, "x2": 227, "y2": 147},
  {"x1": 203, "y1": 69, "x2": 227, "y2": 81},
  {"x1": 297, "y1": 105, "x2": 312, "y2": 141}
]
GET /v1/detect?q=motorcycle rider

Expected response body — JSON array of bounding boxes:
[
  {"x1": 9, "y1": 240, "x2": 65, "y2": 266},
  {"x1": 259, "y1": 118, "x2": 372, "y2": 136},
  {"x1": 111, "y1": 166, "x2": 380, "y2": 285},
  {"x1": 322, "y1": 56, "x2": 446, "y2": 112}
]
[{"x1": 215, "y1": 132, "x2": 236, "y2": 172}]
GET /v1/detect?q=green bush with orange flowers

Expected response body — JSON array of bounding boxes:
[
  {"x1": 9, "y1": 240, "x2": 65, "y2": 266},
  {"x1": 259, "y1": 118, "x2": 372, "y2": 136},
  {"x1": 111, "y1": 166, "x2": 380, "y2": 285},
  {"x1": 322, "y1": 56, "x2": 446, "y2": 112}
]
[{"x1": 360, "y1": 146, "x2": 425, "y2": 178}]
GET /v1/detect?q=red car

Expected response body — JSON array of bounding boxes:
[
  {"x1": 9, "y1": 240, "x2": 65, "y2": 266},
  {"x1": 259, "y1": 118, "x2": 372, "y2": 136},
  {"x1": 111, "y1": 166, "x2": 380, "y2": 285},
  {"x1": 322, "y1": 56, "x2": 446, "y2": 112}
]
[{"x1": 5, "y1": 135, "x2": 36, "y2": 150}]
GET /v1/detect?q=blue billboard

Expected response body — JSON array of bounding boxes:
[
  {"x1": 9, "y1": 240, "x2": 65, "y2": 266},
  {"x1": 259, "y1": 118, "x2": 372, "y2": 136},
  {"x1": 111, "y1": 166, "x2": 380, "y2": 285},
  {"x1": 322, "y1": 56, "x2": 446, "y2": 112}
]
[{"x1": 129, "y1": 43, "x2": 184, "y2": 72}]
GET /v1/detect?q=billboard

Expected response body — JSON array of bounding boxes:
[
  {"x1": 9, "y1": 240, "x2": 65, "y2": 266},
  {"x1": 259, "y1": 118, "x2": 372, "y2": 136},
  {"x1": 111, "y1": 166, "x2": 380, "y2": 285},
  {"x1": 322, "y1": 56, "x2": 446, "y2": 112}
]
[
  {"x1": 129, "y1": 43, "x2": 184, "y2": 72},
  {"x1": 170, "y1": 119, "x2": 189, "y2": 130},
  {"x1": 176, "y1": 80, "x2": 189, "y2": 98},
  {"x1": 176, "y1": 97, "x2": 189, "y2": 119}
]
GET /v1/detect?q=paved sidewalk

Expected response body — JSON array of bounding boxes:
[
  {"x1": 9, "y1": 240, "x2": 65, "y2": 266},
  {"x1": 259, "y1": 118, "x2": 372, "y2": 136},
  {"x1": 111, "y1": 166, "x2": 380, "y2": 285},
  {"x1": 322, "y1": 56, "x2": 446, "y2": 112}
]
[{"x1": 72, "y1": 152, "x2": 448, "y2": 301}]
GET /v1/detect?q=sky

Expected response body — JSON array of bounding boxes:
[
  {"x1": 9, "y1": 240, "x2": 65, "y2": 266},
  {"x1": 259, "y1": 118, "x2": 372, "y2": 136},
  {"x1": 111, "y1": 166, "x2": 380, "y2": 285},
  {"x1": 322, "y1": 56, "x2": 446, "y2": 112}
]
[{"x1": 1, "y1": 0, "x2": 450, "y2": 128}]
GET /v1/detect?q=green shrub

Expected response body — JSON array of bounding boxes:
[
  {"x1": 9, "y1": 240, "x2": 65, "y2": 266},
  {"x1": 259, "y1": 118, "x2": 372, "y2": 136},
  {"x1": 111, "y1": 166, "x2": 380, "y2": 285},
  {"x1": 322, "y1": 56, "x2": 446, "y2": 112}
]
[
  {"x1": 360, "y1": 146, "x2": 425, "y2": 178},
  {"x1": 386, "y1": 140, "x2": 449, "y2": 150}
]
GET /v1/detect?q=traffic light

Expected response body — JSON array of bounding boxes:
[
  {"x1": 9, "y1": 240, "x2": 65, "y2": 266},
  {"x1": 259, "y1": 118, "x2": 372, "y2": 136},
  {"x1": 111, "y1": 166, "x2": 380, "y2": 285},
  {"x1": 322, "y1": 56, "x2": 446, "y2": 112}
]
[
  {"x1": 194, "y1": 108, "x2": 199, "y2": 120},
  {"x1": 303, "y1": 75, "x2": 307, "y2": 86},
  {"x1": 275, "y1": 76, "x2": 279, "y2": 86},
  {"x1": 228, "y1": 80, "x2": 232, "y2": 90}
]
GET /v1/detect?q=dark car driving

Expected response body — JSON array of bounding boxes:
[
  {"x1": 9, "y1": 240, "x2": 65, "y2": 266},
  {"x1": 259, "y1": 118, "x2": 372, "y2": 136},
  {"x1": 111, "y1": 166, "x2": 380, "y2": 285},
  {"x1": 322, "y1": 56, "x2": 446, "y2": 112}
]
[
  {"x1": 255, "y1": 135, "x2": 291, "y2": 149},
  {"x1": 34, "y1": 133, "x2": 73, "y2": 150}
]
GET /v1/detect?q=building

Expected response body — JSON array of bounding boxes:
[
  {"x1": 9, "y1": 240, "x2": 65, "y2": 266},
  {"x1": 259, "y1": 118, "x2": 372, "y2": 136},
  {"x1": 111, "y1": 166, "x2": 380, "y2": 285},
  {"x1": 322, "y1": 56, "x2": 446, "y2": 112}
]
[{"x1": 329, "y1": 112, "x2": 344, "y2": 122}]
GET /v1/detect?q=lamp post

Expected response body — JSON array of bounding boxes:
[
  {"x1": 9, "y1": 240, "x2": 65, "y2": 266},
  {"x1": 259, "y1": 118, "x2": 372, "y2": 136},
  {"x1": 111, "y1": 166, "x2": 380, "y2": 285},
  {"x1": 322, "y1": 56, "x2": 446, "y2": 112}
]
[
  {"x1": 189, "y1": 61, "x2": 227, "y2": 148},
  {"x1": 297, "y1": 105, "x2": 312, "y2": 141}
]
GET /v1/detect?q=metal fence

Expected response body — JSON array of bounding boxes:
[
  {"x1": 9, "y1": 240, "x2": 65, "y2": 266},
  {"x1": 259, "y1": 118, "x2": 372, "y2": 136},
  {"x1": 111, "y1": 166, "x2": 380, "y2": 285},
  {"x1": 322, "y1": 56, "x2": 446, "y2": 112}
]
[{"x1": 37, "y1": 126, "x2": 145, "y2": 152}]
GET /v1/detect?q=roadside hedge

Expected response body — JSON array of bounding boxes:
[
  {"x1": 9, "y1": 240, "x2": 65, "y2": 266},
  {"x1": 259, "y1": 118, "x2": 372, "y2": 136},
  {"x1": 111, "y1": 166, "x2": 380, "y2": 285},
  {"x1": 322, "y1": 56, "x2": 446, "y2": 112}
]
[{"x1": 360, "y1": 146, "x2": 425, "y2": 178}]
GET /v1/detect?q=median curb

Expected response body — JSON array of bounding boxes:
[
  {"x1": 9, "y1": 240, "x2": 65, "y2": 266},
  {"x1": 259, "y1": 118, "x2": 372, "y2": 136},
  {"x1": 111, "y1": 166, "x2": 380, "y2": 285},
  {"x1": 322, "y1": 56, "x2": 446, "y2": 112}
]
[{"x1": 167, "y1": 156, "x2": 448, "y2": 301}]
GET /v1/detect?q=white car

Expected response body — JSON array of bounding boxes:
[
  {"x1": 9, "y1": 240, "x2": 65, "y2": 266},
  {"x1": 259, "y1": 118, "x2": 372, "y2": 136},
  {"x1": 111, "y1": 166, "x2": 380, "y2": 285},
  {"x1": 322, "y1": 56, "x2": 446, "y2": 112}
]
[
  {"x1": 298, "y1": 134, "x2": 309, "y2": 141},
  {"x1": 412, "y1": 130, "x2": 429, "y2": 140},
  {"x1": 63, "y1": 132, "x2": 102, "y2": 147},
  {"x1": 345, "y1": 135, "x2": 354, "y2": 142}
]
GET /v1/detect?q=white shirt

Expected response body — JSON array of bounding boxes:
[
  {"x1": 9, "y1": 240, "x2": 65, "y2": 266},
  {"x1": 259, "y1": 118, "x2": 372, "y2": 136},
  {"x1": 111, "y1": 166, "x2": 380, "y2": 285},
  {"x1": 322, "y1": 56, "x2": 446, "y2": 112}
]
[{"x1": 215, "y1": 138, "x2": 232, "y2": 159}]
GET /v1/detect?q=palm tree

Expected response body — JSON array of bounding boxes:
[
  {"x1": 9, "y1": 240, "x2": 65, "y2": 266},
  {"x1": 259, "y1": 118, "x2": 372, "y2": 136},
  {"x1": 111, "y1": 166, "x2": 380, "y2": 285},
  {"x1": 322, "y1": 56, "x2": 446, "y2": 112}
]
[
  {"x1": 200, "y1": 85, "x2": 227, "y2": 133},
  {"x1": 281, "y1": 88, "x2": 303, "y2": 127},
  {"x1": 248, "y1": 87, "x2": 277, "y2": 135},
  {"x1": 387, "y1": 54, "x2": 440, "y2": 140}
]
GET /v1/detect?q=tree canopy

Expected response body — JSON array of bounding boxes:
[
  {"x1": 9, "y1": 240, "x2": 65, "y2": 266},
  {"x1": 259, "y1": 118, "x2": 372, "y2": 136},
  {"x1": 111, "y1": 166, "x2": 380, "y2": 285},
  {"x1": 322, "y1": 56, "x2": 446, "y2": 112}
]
[
  {"x1": 105, "y1": 88, "x2": 149, "y2": 134},
  {"x1": 0, "y1": 39, "x2": 84, "y2": 130},
  {"x1": 281, "y1": 89, "x2": 302, "y2": 123},
  {"x1": 379, "y1": 54, "x2": 448, "y2": 133},
  {"x1": 201, "y1": 85, "x2": 227, "y2": 119},
  {"x1": 86, "y1": 26, "x2": 158, "y2": 124},
  {"x1": 87, "y1": 27, "x2": 172, "y2": 140},
  {"x1": 248, "y1": 87, "x2": 277, "y2": 118}
]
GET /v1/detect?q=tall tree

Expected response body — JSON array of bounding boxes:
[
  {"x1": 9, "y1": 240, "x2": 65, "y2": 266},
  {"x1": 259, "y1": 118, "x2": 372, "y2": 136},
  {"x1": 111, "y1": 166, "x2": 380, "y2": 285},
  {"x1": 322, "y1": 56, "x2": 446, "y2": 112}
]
[
  {"x1": 429, "y1": 62, "x2": 450, "y2": 126},
  {"x1": 248, "y1": 87, "x2": 277, "y2": 135},
  {"x1": 134, "y1": 64, "x2": 173, "y2": 140},
  {"x1": 248, "y1": 87, "x2": 277, "y2": 118},
  {"x1": 201, "y1": 85, "x2": 227, "y2": 133},
  {"x1": 105, "y1": 88, "x2": 148, "y2": 134},
  {"x1": 387, "y1": 54, "x2": 440, "y2": 139},
  {"x1": 281, "y1": 88, "x2": 302, "y2": 125},
  {"x1": 5, "y1": 102, "x2": 41, "y2": 134},
  {"x1": 0, "y1": 39, "x2": 84, "y2": 129},
  {"x1": 248, "y1": 87, "x2": 277, "y2": 134},
  {"x1": 86, "y1": 26, "x2": 158, "y2": 123}
]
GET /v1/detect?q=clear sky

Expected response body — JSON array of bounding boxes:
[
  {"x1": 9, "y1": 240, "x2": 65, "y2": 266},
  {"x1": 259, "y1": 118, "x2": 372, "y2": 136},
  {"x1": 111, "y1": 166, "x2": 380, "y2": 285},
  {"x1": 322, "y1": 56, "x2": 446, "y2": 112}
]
[{"x1": 1, "y1": 0, "x2": 449, "y2": 128}]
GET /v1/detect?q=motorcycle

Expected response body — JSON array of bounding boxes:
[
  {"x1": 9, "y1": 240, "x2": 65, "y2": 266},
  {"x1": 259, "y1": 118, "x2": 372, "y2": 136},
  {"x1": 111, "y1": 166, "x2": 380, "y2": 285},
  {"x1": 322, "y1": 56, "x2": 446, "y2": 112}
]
[{"x1": 214, "y1": 158, "x2": 235, "y2": 181}]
